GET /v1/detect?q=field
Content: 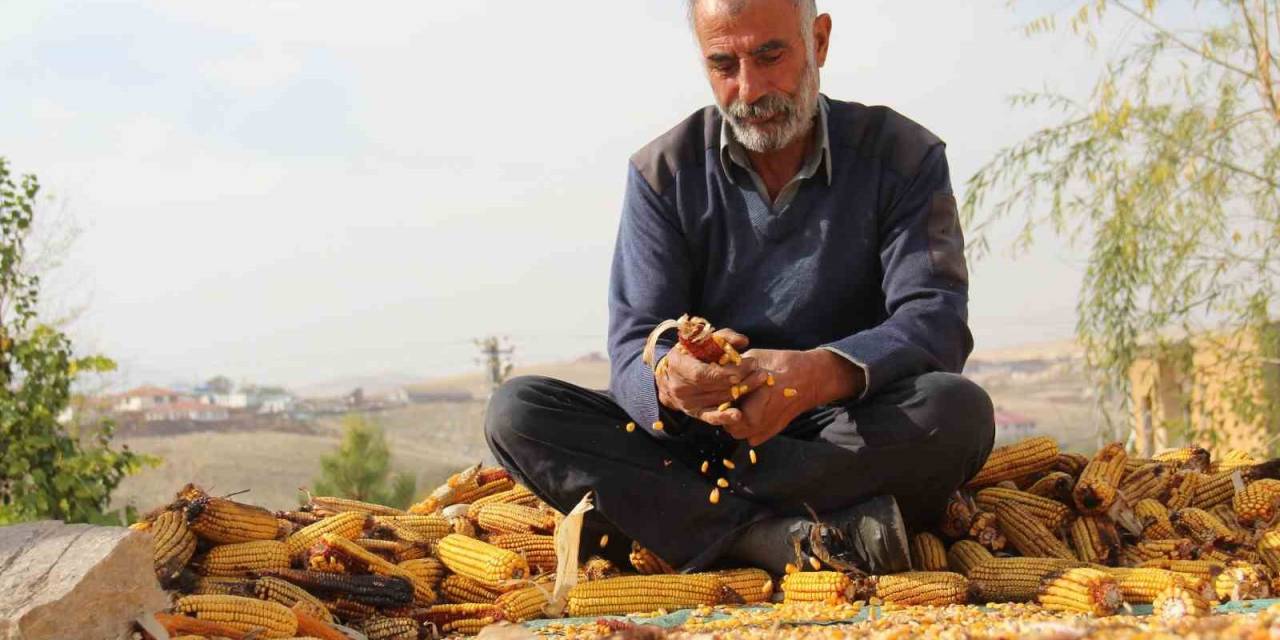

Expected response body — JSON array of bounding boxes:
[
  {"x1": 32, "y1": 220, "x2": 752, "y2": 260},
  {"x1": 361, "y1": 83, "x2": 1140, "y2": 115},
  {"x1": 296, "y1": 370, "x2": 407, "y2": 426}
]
[{"x1": 111, "y1": 345, "x2": 1108, "y2": 514}]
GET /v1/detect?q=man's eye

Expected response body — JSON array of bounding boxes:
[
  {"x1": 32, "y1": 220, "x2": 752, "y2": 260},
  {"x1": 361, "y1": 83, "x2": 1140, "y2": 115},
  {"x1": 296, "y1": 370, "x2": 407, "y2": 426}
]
[{"x1": 760, "y1": 53, "x2": 782, "y2": 64}]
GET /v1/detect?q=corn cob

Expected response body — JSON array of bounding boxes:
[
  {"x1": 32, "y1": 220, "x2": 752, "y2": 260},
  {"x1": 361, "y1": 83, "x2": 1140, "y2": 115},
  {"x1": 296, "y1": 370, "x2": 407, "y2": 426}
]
[
  {"x1": 968, "y1": 557, "x2": 1083, "y2": 602},
  {"x1": 1214, "y1": 562, "x2": 1270, "y2": 600},
  {"x1": 415, "y1": 604, "x2": 503, "y2": 635},
  {"x1": 487, "y1": 533, "x2": 557, "y2": 572},
  {"x1": 1258, "y1": 528, "x2": 1280, "y2": 574},
  {"x1": 629, "y1": 541, "x2": 675, "y2": 575},
  {"x1": 465, "y1": 484, "x2": 539, "y2": 519},
  {"x1": 995, "y1": 480, "x2": 1020, "y2": 490},
  {"x1": 966, "y1": 436, "x2": 1059, "y2": 488},
  {"x1": 780, "y1": 571, "x2": 853, "y2": 604},
  {"x1": 567, "y1": 574, "x2": 728, "y2": 616},
  {"x1": 448, "y1": 515, "x2": 476, "y2": 537},
  {"x1": 258, "y1": 568, "x2": 414, "y2": 609},
  {"x1": 643, "y1": 314, "x2": 740, "y2": 368},
  {"x1": 1192, "y1": 471, "x2": 1240, "y2": 510},
  {"x1": 291, "y1": 604, "x2": 349, "y2": 640},
  {"x1": 976, "y1": 487, "x2": 1073, "y2": 531},
  {"x1": 1171, "y1": 507, "x2": 1243, "y2": 548},
  {"x1": 198, "y1": 540, "x2": 290, "y2": 577},
  {"x1": 1053, "y1": 452, "x2": 1089, "y2": 478},
  {"x1": 454, "y1": 478, "x2": 517, "y2": 506},
  {"x1": 392, "y1": 544, "x2": 430, "y2": 563},
  {"x1": 276, "y1": 510, "x2": 324, "y2": 528},
  {"x1": 495, "y1": 585, "x2": 550, "y2": 622},
  {"x1": 1154, "y1": 446, "x2": 1211, "y2": 471},
  {"x1": 191, "y1": 576, "x2": 257, "y2": 597},
  {"x1": 945, "y1": 540, "x2": 993, "y2": 577},
  {"x1": 1024, "y1": 471, "x2": 1075, "y2": 504},
  {"x1": 439, "y1": 574, "x2": 503, "y2": 604},
  {"x1": 909, "y1": 532, "x2": 948, "y2": 571},
  {"x1": 968, "y1": 510, "x2": 1006, "y2": 551},
  {"x1": 939, "y1": 491, "x2": 977, "y2": 539},
  {"x1": 254, "y1": 576, "x2": 333, "y2": 624},
  {"x1": 1119, "y1": 462, "x2": 1174, "y2": 503},
  {"x1": 580, "y1": 555, "x2": 620, "y2": 582},
  {"x1": 285, "y1": 511, "x2": 367, "y2": 559},
  {"x1": 862, "y1": 571, "x2": 970, "y2": 606},
  {"x1": 175, "y1": 595, "x2": 299, "y2": 639},
  {"x1": 360, "y1": 616, "x2": 420, "y2": 640},
  {"x1": 437, "y1": 533, "x2": 528, "y2": 588},
  {"x1": 177, "y1": 485, "x2": 281, "y2": 544},
  {"x1": 1166, "y1": 471, "x2": 1204, "y2": 511},
  {"x1": 1131, "y1": 538, "x2": 1197, "y2": 562},
  {"x1": 398, "y1": 558, "x2": 446, "y2": 591},
  {"x1": 1210, "y1": 503, "x2": 1250, "y2": 538},
  {"x1": 312, "y1": 533, "x2": 435, "y2": 605},
  {"x1": 1234, "y1": 478, "x2": 1280, "y2": 526},
  {"x1": 1214, "y1": 449, "x2": 1261, "y2": 473},
  {"x1": 1036, "y1": 567, "x2": 1122, "y2": 616},
  {"x1": 1153, "y1": 583, "x2": 1214, "y2": 620},
  {"x1": 1122, "y1": 457, "x2": 1152, "y2": 475},
  {"x1": 306, "y1": 495, "x2": 404, "y2": 517},
  {"x1": 323, "y1": 597, "x2": 379, "y2": 623},
  {"x1": 1106, "y1": 567, "x2": 1211, "y2": 604},
  {"x1": 1067, "y1": 515, "x2": 1121, "y2": 565},
  {"x1": 1135, "y1": 498, "x2": 1178, "y2": 540},
  {"x1": 409, "y1": 463, "x2": 513, "y2": 514},
  {"x1": 708, "y1": 568, "x2": 773, "y2": 604},
  {"x1": 354, "y1": 537, "x2": 409, "y2": 561},
  {"x1": 1072, "y1": 442, "x2": 1127, "y2": 515},
  {"x1": 152, "y1": 612, "x2": 260, "y2": 640},
  {"x1": 151, "y1": 509, "x2": 198, "y2": 585},
  {"x1": 475, "y1": 503, "x2": 556, "y2": 534},
  {"x1": 995, "y1": 502, "x2": 1075, "y2": 560},
  {"x1": 1138, "y1": 558, "x2": 1226, "y2": 579}
]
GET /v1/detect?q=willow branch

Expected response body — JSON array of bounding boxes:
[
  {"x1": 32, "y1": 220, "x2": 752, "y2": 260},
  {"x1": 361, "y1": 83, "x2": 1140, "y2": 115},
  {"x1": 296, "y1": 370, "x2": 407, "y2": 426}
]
[{"x1": 1113, "y1": 0, "x2": 1260, "y2": 80}]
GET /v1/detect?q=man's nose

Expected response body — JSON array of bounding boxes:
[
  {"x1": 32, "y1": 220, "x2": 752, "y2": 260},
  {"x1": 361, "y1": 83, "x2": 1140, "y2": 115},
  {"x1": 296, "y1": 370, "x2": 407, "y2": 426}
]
[{"x1": 736, "y1": 64, "x2": 769, "y2": 106}]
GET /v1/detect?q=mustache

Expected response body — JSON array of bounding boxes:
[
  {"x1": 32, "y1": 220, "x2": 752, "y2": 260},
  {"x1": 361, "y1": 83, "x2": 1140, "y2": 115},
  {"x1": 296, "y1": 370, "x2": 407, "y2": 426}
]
[{"x1": 725, "y1": 93, "x2": 796, "y2": 123}]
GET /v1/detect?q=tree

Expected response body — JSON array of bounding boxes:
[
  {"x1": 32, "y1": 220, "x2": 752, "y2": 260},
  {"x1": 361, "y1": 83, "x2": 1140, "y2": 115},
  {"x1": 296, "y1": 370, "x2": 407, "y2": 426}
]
[
  {"x1": 964, "y1": 1, "x2": 1280, "y2": 447},
  {"x1": 0, "y1": 157, "x2": 152, "y2": 524},
  {"x1": 312, "y1": 414, "x2": 416, "y2": 508}
]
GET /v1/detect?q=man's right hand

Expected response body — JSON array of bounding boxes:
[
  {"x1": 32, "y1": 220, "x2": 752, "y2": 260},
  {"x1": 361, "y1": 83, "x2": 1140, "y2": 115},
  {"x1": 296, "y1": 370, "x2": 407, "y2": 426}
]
[{"x1": 655, "y1": 328, "x2": 768, "y2": 423}]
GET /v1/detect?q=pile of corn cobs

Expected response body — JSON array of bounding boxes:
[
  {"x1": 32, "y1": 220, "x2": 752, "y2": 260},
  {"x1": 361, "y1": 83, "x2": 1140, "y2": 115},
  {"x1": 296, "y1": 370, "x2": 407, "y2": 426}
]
[{"x1": 129, "y1": 438, "x2": 1280, "y2": 639}]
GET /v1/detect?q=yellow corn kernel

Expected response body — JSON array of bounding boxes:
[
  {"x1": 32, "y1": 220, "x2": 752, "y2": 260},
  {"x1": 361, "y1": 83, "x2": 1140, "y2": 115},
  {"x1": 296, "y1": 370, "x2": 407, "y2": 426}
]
[
  {"x1": 709, "y1": 487, "x2": 721, "y2": 504},
  {"x1": 808, "y1": 556, "x2": 822, "y2": 571},
  {"x1": 718, "y1": 402, "x2": 731, "y2": 411},
  {"x1": 731, "y1": 386, "x2": 742, "y2": 400},
  {"x1": 716, "y1": 478, "x2": 729, "y2": 488},
  {"x1": 766, "y1": 374, "x2": 776, "y2": 386},
  {"x1": 599, "y1": 534, "x2": 609, "y2": 548},
  {"x1": 723, "y1": 459, "x2": 736, "y2": 470},
  {"x1": 783, "y1": 388, "x2": 798, "y2": 397},
  {"x1": 625, "y1": 422, "x2": 635, "y2": 433},
  {"x1": 749, "y1": 449, "x2": 758, "y2": 464},
  {"x1": 652, "y1": 421, "x2": 664, "y2": 431},
  {"x1": 784, "y1": 563, "x2": 799, "y2": 574}
]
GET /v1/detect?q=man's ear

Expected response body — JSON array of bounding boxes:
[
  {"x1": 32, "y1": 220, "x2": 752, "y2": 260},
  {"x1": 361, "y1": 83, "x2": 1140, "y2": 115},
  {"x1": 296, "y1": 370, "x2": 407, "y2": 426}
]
[{"x1": 814, "y1": 13, "x2": 832, "y2": 67}]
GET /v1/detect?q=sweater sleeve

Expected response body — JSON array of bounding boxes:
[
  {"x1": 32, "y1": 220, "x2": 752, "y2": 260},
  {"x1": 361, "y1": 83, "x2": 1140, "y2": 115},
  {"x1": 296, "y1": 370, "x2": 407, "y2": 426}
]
[
  {"x1": 607, "y1": 163, "x2": 692, "y2": 437},
  {"x1": 822, "y1": 143, "x2": 973, "y2": 399}
]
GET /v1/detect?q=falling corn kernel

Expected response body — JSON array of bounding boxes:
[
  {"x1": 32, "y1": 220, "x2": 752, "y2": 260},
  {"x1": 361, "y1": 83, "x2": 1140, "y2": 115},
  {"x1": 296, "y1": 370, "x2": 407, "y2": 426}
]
[
  {"x1": 808, "y1": 556, "x2": 822, "y2": 571},
  {"x1": 738, "y1": 384, "x2": 750, "y2": 395},
  {"x1": 723, "y1": 459, "x2": 736, "y2": 470},
  {"x1": 783, "y1": 388, "x2": 798, "y2": 398},
  {"x1": 717, "y1": 478, "x2": 729, "y2": 488},
  {"x1": 700, "y1": 460, "x2": 709, "y2": 474},
  {"x1": 730, "y1": 386, "x2": 741, "y2": 400},
  {"x1": 785, "y1": 563, "x2": 799, "y2": 574},
  {"x1": 653, "y1": 421, "x2": 664, "y2": 431},
  {"x1": 749, "y1": 449, "x2": 758, "y2": 464},
  {"x1": 718, "y1": 353, "x2": 730, "y2": 365},
  {"x1": 709, "y1": 488, "x2": 721, "y2": 504},
  {"x1": 599, "y1": 534, "x2": 609, "y2": 548},
  {"x1": 717, "y1": 402, "x2": 731, "y2": 411},
  {"x1": 766, "y1": 373, "x2": 776, "y2": 387},
  {"x1": 625, "y1": 422, "x2": 636, "y2": 433}
]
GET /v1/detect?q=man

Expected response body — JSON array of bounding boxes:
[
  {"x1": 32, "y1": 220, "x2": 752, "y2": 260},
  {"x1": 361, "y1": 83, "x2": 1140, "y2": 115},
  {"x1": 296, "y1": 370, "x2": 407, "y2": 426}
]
[{"x1": 486, "y1": 0, "x2": 994, "y2": 575}]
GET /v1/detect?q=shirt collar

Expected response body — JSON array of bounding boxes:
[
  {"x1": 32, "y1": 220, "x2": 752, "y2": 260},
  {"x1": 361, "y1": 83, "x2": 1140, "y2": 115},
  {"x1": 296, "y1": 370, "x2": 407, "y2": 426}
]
[{"x1": 719, "y1": 94, "x2": 832, "y2": 187}]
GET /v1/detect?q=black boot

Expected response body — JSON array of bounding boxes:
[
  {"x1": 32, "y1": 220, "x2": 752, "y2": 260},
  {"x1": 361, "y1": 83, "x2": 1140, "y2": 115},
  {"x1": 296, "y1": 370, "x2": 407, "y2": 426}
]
[{"x1": 728, "y1": 495, "x2": 911, "y2": 575}]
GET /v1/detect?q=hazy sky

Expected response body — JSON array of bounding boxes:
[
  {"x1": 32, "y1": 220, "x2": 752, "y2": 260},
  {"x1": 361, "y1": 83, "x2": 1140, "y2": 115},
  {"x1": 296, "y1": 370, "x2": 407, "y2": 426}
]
[{"x1": 0, "y1": 1, "x2": 1115, "y2": 390}]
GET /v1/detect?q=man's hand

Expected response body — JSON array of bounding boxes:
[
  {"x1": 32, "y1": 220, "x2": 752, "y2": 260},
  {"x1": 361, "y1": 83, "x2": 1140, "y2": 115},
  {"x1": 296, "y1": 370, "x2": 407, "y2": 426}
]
[
  {"x1": 703, "y1": 348, "x2": 865, "y2": 446},
  {"x1": 655, "y1": 328, "x2": 769, "y2": 422}
]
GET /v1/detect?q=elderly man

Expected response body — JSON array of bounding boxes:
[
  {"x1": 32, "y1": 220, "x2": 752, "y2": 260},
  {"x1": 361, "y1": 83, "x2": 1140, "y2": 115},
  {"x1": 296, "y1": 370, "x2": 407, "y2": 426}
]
[{"x1": 485, "y1": 0, "x2": 994, "y2": 575}]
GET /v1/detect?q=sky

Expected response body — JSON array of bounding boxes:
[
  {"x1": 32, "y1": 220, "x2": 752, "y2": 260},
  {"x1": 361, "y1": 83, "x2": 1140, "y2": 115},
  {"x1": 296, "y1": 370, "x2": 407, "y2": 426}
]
[{"x1": 0, "y1": 1, "x2": 1119, "y2": 390}]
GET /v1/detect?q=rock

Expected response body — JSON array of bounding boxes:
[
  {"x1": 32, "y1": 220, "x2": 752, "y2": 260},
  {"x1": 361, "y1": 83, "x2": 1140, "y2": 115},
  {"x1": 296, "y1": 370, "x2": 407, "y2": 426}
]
[{"x1": 0, "y1": 521, "x2": 169, "y2": 640}]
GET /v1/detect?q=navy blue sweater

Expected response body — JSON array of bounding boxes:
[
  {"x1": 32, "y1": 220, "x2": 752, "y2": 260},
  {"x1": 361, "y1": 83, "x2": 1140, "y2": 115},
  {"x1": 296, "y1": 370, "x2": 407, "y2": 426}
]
[{"x1": 607, "y1": 97, "x2": 972, "y2": 436}]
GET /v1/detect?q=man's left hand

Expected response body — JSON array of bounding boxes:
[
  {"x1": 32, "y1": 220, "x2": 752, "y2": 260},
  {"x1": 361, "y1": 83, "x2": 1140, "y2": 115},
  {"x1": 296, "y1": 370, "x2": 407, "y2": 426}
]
[{"x1": 702, "y1": 348, "x2": 865, "y2": 446}]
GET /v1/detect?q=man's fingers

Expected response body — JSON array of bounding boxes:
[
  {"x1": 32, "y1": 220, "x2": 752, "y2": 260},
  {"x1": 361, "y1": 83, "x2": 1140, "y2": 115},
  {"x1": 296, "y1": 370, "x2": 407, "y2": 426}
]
[
  {"x1": 698, "y1": 407, "x2": 743, "y2": 428},
  {"x1": 713, "y1": 328, "x2": 750, "y2": 351}
]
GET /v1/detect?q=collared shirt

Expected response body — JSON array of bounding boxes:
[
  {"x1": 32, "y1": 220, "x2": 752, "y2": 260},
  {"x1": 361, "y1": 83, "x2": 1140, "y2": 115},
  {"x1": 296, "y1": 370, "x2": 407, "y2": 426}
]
[{"x1": 718, "y1": 95, "x2": 833, "y2": 210}]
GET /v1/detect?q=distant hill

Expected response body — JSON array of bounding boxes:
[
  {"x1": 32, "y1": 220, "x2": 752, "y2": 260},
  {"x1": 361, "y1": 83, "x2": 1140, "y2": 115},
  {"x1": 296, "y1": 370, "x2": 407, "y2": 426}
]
[
  {"x1": 294, "y1": 372, "x2": 426, "y2": 399},
  {"x1": 407, "y1": 352, "x2": 611, "y2": 397}
]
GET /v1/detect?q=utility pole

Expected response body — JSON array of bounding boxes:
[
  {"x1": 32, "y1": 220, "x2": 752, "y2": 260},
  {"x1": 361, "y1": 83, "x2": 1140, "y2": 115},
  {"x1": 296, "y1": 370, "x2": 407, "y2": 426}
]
[{"x1": 475, "y1": 336, "x2": 515, "y2": 398}]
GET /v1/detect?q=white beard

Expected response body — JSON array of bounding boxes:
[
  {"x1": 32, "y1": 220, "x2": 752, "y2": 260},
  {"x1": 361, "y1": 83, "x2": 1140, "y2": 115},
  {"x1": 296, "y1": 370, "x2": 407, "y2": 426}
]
[{"x1": 719, "y1": 60, "x2": 820, "y2": 154}]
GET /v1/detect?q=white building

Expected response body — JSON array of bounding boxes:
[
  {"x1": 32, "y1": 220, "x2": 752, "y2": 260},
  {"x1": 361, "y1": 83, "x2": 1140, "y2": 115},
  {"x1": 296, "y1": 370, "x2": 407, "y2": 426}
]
[
  {"x1": 199, "y1": 392, "x2": 248, "y2": 409},
  {"x1": 113, "y1": 386, "x2": 185, "y2": 412},
  {"x1": 144, "y1": 400, "x2": 230, "y2": 422}
]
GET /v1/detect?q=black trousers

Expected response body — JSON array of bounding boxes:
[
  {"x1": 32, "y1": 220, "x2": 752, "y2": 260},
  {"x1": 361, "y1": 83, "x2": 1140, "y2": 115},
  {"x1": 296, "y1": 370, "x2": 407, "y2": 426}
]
[{"x1": 484, "y1": 371, "x2": 995, "y2": 571}]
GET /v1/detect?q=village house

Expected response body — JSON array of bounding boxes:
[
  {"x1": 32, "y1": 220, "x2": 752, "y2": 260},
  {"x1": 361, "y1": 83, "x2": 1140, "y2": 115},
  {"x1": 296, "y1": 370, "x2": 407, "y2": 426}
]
[{"x1": 112, "y1": 385, "x2": 186, "y2": 413}]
